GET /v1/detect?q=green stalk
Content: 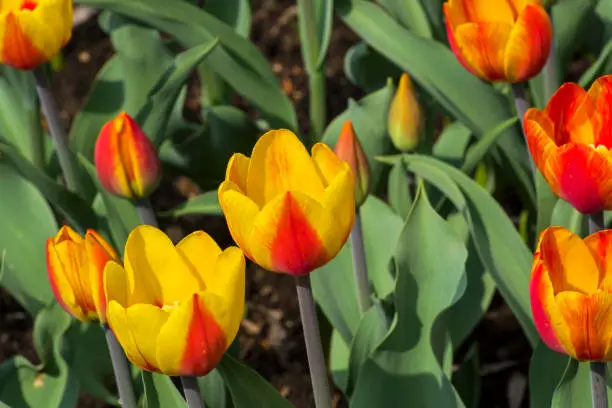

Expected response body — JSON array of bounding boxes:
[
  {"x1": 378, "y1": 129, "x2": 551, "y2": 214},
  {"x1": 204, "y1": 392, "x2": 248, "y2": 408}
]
[
  {"x1": 28, "y1": 98, "x2": 45, "y2": 170},
  {"x1": 134, "y1": 198, "x2": 158, "y2": 227},
  {"x1": 181, "y1": 376, "x2": 205, "y2": 408},
  {"x1": 104, "y1": 324, "x2": 138, "y2": 408},
  {"x1": 510, "y1": 82, "x2": 535, "y2": 174},
  {"x1": 297, "y1": 0, "x2": 326, "y2": 143},
  {"x1": 351, "y1": 210, "x2": 372, "y2": 312}
]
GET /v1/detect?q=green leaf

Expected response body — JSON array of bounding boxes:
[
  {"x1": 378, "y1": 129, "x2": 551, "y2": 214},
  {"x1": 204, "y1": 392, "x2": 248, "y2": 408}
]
[
  {"x1": 579, "y1": 39, "x2": 612, "y2": 89},
  {"x1": 376, "y1": 0, "x2": 432, "y2": 38},
  {"x1": 0, "y1": 301, "x2": 78, "y2": 408},
  {"x1": 550, "y1": 199, "x2": 587, "y2": 236},
  {"x1": 198, "y1": 369, "x2": 228, "y2": 408},
  {"x1": 312, "y1": 196, "x2": 403, "y2": 342},
  {"x1": 329, "y1": 329, "x2": 350, "y2": 392},
  {"x1": 452, "y1": 344, "x2": 480, "y2": 408},
  {"x1": 460, "y1": 117, "x2": 519, "y2": 175},
  {"x1": 322, "y1": 82, "x2": 395, "y2": 191},
  {"x1": 344, "y1": 42, "x2": 401, "y2": 93},
  {"x1": 350, "y1": 184, "x2": 467, "y2": 408},
  {"x1": 432, "y1": 122, "x2": 472, "y2": 167},
  {"x1": 396, "y1": 154, "x2": 538, "y2": 346},
  {"x1": 0, "y1": 162, "x2": 56, "y2": 315},
  {"x1": 75, "y1": 0, "x2": 298, "y2": 131},
  {"x1": 159, "y1": 191, "x2": 221, "y2": 217},
  {"x1": 0, "y1": 142, "x2": 99, "y2": 232},
  {"x1": 217, "y1": 354, "x2": 294, "y2": 408},
  {"x1": 535, "y1": 170, "x2": 559, "y2": 240},
  {"x1": 335, "y1": 0, "x2": 534, "y2": 205},
  {"x1": 203, "y1": 0, "x2": 251, "y2": 37},
  {"x1": 529, "y1": 342, "x2": 572, "y2": 408},
  {"x1": 142, "y1": 372, "x2": 186, "y2": 408},
  {"x1": 387, "y1": 160, "x2": 413, "y2": 220}
]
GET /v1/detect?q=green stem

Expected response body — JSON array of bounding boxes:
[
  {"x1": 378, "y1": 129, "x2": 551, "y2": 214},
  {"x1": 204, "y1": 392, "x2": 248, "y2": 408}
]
[
  {"x1": 590, "y1": 361, "x2": 608, "y2": 408},
  {"x1": 590, "y1": 212, "x2": 605, "y2": 234},
  {"x1": 28, "y1": 99, "x2": 45, "y2": 170},
  {"x1": 33, "y1": 67, "x2": 79, "y2": 191},
  {"x1": 104, "y1": 324, "x2": 137, "y2": 408},
  {"x1": 295, "y1": 275, "x2": 333, "y2": 408},
  {"x1": 542, "y1": 40, "x2": 559, "y2": 103},
  {"x1": 510, "y1": 82, "x2": 535, "y2": 174},
  {"x1": 180, "y1": 376, "x2": 205, "y2": 408},
  {"x1": 135, "y1": 198, "x2": 158, "y2": 227},
  {"x1": 308, "y1": 71, "x2": 326, "y2": 143},
  {"x1": 350, "y1": 210, "x2": 372, "y2": 312}
]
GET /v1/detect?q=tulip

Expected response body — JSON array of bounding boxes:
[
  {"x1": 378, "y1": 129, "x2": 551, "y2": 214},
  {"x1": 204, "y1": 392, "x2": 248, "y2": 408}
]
[
  {"x1": 46, "y1": 226, "x2": 119, "y2": 322},
  {"x1": 334, "y1": 121, "x2": 370, "y2": 206},
  {"x1": 443, "y1": 0, "x2": 552, "y2": 83},
  {"x1": 530, "y1": 226, "x2": 612, "y2": 361},
  {"x1": 104, "y1": 225, "x2": 245, "y2": 376},
  {"x1": 388, "y1": 73, "x2": 422, "y2": 152},
  {"x1": 218, "y1": 129, "x2": 355, "y2": 276},
  {"x1": 0, "y1": 0, "x2": 73, "y2": 70},
  {"x1": 524, "y1": 76, "x2": 612, "y2": 214},
  {"x1": 94, "y1": 111, "x2": 161, "y2": 199}
]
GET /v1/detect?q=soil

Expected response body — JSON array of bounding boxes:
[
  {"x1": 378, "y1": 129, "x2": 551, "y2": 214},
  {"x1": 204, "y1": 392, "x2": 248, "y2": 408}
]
[{"x1": 0, "y1": 1, "x2": 532, "y2": 407}]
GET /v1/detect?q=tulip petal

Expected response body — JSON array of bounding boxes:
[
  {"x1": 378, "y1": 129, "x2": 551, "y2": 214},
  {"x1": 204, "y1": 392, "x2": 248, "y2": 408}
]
[
  {"x1": 104, "y1": 261, "x2": 129, "y2": 307},
  {"x1": 322, "y1": 164, "x2": 355, "y2": 252},
  {"x1": 125, "y1": 304, "x2": 168, "y2": 372},
  {"x1": 176, "y1": 230, "x2": 222, "y2": 289},
  {"x1": 455, "y1": 0, "x2": 516, "y2": 23},
  {"x1": 538, "y1": 227, "x2": 599, "y2": 294},
  {"x1": 583, "y1": 230, "x2": 612, "y2": 291},
  {"x1": 86, "y1": 230, "x2": 117, "y2": 322},
  {"x1": 587, "y1": 75, "x2": 612, "y2": 148},
  {"x1": 218, "y1": 181, "x2": 260, "y2": 260},
  {"x1": 124, "y1": 225, "x2": 203, "y2": 307},
  {"x1": 453, "y1": 22, "x2": 512, "y2": 82},
  {"x1": 504, "y1": 4, "x2": 551, "y2": 82},
  {"x1": 107, "y1": 300, "x2": 159, "y2": 372},
  {"x1": 225, "y1": 153, "x2": 250, "y2": 192},
  {"x1": 545, "y1": 83, "x2": 598, "y2": 146},
  {"x1": 246, "y1": 129, "x2": 325, "y2": 206},
  {"x1": 311, "y1": 142, "x2": 343, "y2": 187},
  {"x1": 444, "y1": 4, "x2": 479, "y2": 77},
  {"x1": 524, "y1": 108, "x2": 557, "y2": 171},
  {"x1": 556, "y1": 291, "x2": 612, "y2": 361},
  {"x1": 156, "y1": 293, "x2": 228, "y2": 376},
  {"x1": 544, "y1": 144, "x2": 612, "y2": 214},
  {"x1": 46, "y1": 238, "x2": 83, "y2": 321},
  {"x1": 530, "y1": 251, "x2": 570, "y2": 354},
  {"x1": 249, "y1": 191, "x2": 333, "y2": 275}
]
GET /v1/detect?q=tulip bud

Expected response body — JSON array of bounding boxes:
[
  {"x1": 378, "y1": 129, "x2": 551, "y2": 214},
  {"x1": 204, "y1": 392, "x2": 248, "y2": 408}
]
[
  {"x1": 94, "y1": 111, "x2": 161, "y2": 199},
  {"x1": 46, "y1": 226, "x2": 119, "y2": 322},
  {"x1": 0, "y1": 0, "x2": 73, "y2": 70},
  {"x1": 334, "y1": 121, "x2": 370, "y2": 207},
  {"x1": 388, "y1": 73, "x2": 423, "y2": 152}
]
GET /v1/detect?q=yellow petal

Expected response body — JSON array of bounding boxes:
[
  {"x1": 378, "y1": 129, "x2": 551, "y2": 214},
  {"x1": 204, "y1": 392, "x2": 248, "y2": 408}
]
[
  {"x1": 124, "y1": 225, "x2": 202, "y2": 306},
  {"x1": 104, "y1": 261, "x2": 129, "y2": 307},
  {"x1": 218, "y1": 181, "x2": 260, "y2": 259},
  {"x1": 225, "y1": 153, "x2": 250, "y2": 192},
  {"x1": 311, "y1": 142, "x2": 343, "y2": 187},
  {"x1": 46, "y1": 238, "x2": 83, "y2": 320},
  {"x1": 321, "y1": 163, "x2": 356, "y2": 252},
  {"x1": 457, "y1": 0, "x2": 517, "y2": 23},
  {"x1": 176, "y1": 230, "x2": 222, "y2": 289},
  {"x1": 156, "y1": 292, "x2": 230, "y2": 376},
  {"x1": 246, "y1": 129, "x2": 325, "y2": 206},
  {"x1": 125, "y1": 304, "x2": 168, "y2": 372}
]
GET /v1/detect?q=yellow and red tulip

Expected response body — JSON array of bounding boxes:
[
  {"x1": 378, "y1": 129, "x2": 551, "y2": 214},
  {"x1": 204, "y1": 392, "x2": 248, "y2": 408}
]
[
  {"x1": 104, "y1": 225, "x2": 245, "y2": 376},
  {"x1": 524, "y1": 76, "x2": 612, "y2": 214},
  {"x1": 218, "y1": 129, "x2": 355, "y2": 276},
  {"x1": 531, "y1": 226, "x2": 612, "y2": 361},
  {"x1": 46, "y1": 226, "x2": 119, "y2": 322},
  {"x1": 388, "y1": 73, "x2": 422, "y2": 152},
  {"x1": 94, "y1": 111, "x2": 161, "y2": 199},
  {"x1": 443, "y1": 0, "x2": 552, "y2": 83},
  {"x1": 0, "y1": 0, "x2": 73, "y2": 70},
  {"x1": 334, "y1": 121, "x2": 370, "y2": 207}
]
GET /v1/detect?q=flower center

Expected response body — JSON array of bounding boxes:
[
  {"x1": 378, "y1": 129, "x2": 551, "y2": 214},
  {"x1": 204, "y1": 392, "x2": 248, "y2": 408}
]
[{"x1": 20, "y1": 1, "x2": 37, "y2": 11}]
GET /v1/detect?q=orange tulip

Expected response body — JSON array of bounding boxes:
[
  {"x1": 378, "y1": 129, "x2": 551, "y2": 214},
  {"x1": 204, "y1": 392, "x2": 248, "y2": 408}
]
[
  {"x1": 218, "y1": 129, "x2": 355, "y2": 276},
  {"x1": 531, "y1": 226, "x2": 612, "y2": 361},
  {"x1": 46, "y1": 226, "x2": 119, "y2": 322},
  {"x1": 443, "y1": 0, "x2": 552, "y2": 82},
  {"x1": 334, "y1": 121, "x2": 370, "y2": 206},
  {"x1": 388, "y1": 73, "x2": 422, "y2": 152},
  {"x1": 524, "y1": 76, "x2": 612, "y2": 214},
  {"x1": 0, "y1": 0, "x2": 73, "y2": 70},
  {"x1": 94, "y1": 111, "x2": 161, "y2": 199}
]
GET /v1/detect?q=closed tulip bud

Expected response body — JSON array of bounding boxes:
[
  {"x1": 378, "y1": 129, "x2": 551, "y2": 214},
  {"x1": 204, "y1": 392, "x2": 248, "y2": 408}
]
[
  {"x1": 95, "y1": 111, "x2": 161, "y2": 199},
  {"x1": 531, "y1": 226, "x2": 612, "y2": 361},
  {"x1": 524, "y1": 76, "x2": 612, "y2": 214},
  {"x1": 46, "y1": 226, "x2": 119, "y2": 323},
  {"x1": 218, "y1": 129, "x2": 355, "y2": 276},
  {"x1": 0, "y1": 0, "x2": 73, "y2": 70},
  {"x1": 334, "y1": 121, "x2": 370, "y2": 207},
  {"x1": 444, "y1": 0, "x2": 552, "y2": 83},
  {"x1": 388, "y1": 73, "x2": 422, "y2": 152},
  {"x1": 105, "y1": 226, "x2": 245, "y2": 376}
]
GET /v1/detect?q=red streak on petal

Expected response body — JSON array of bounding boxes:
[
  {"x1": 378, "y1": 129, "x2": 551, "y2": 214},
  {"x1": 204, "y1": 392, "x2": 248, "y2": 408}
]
[
  {"x1": 556, "y1": 148, "x2": 605, "y2": 214},
  {"x1": 3, "y1": 12, "x2": 45, "y2": 70},
  {"x1": 270, "y1": 193, "x2": 327, "y2": 276},
  {"x1": 20, "y1": 1, "x2": 37, "y2": 10},
  {"x1": 179, "y1": 294, "x2": 226, "y2": 376}
]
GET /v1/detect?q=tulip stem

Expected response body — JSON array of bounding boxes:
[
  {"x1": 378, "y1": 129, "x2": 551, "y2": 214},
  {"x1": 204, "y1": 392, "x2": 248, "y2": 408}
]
[
  {"x1": 590, "y1": 362, "x2": 608, "y2": 408},
  {"x1": 28, "y1": 99, "x2": 46, "y2": 170},
  {"x1": 295, "y1": 275, "x2": 333, "y2": 408},
  {"x1": 135, "y1": 198, "x2": 159, "y2": 227},
  {"x1": 33, "y1": 67, "x2": 79, "y2": 192},
  {"x1": 590, "y1": 212, "x2": 605, "y2": 233},
  {"x1": 104, "y1": 324, "x2": 138, "y2": 408},
  {"x1": 351, "y1": 210, "x2": 372, "y2": 312},
  {"x1": 181, "y1": 376, "x2": 205, "y2": 408},
  {"x1": 510, "y1": 82, "x2": 536, "y2": 174}
]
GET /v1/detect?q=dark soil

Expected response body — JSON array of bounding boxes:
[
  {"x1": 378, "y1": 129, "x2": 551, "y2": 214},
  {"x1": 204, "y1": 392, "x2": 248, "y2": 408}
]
[{"x1": 0, "y1": 1, "x2": 532, "y2": 407}]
